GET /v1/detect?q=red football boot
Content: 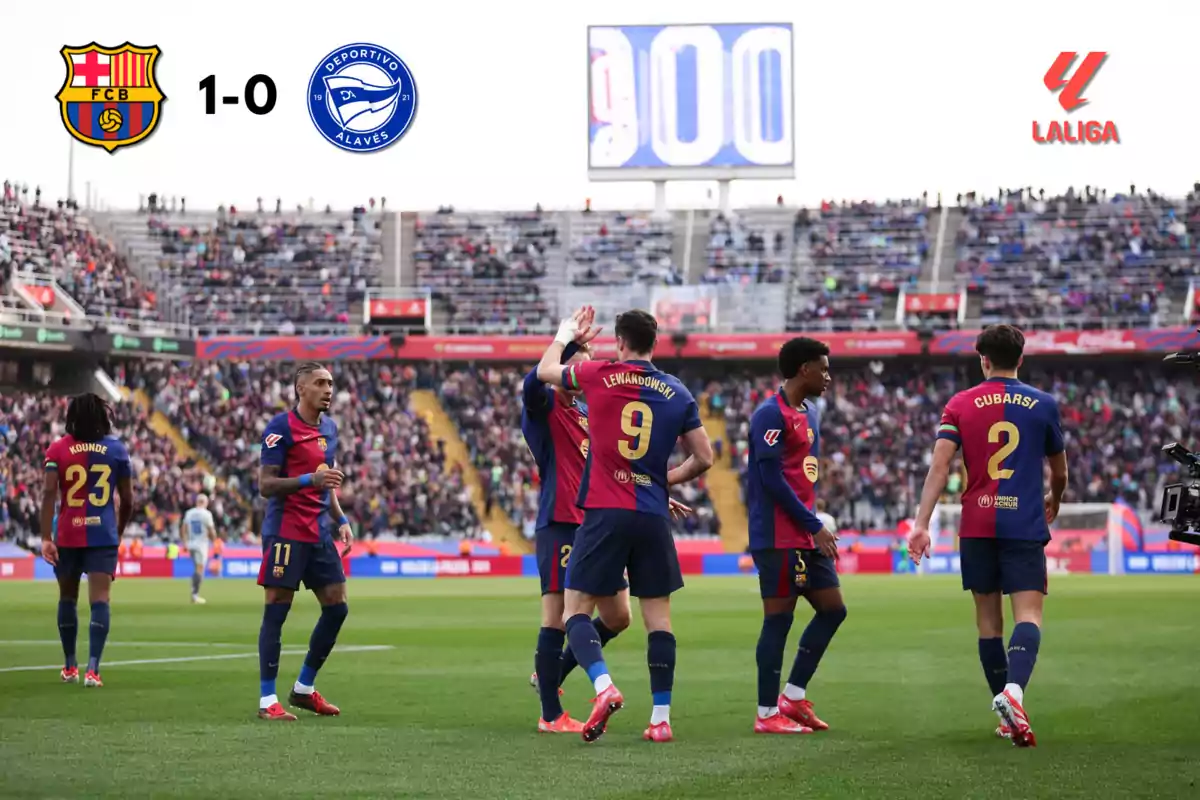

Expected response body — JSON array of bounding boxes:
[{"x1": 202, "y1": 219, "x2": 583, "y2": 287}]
[
  {"x1": 995, "y1": 722, "x2": 1013, "y2": 739},
  {"x1": 83, "y1": 670, "x2": 103, "y2": 688},
  {"x1": 582, "y1": 684, "x2": 624, "y2": 743},
  {"x1": 643, "y1": 721, "x2": 673, "y2": 742},
  {"x1": 60, "y1": 666, "x2": 79, "y2": 684},
  {"x1": 289, "y1": 689, "x2": 340, "y2": 716},
  {"x1": 755, "y1": 713, "x2": 814, "y2": 734},
  {"x1": 257, "y1": 702, "x2": 297, "y2": 721},
  {"x1": 538, "y1": 712, "x2": 585, "y2": 733},
  {"x1": 993, "y1": 690, "x2": 1036, "y2": 748},
  {"x1": 779, "y1": 695, "x2": 829, "y2": 731}
]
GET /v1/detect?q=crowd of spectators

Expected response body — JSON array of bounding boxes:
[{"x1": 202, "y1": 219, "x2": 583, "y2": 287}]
[
  {"x1": 791, "y1": 198, "x2": 930, "y2": 328},
  {"x1": 0, "y1": 387, "x2": 232, "y2": 547},
  {"x1": 569, "y1": 212, "x2": 681, "y2": 287},
  {"x1": 2, "y1": 181, "x2": 157, "y2": 321},
  {"x1": 147, "y1": 209, "x2": 381, "y2": 333},
  {"x1": 436, "y1": 364, "x2": 721, "y2": 539},
  {"x1": 131, "y1": 360, "x2": 485, "y2": 540},
  {"x1": 956, "y1": 188, "x2": 1196, "y2": 328},
  {"x1": 712, "y1": 362, "x2": 1197, "y2": 531},
  {"x1": 704, "y1": 213, "x2": 790, "y2": 285},
  {"x1": 414, "y1": 211, "x2": 557, "y2": 333}
]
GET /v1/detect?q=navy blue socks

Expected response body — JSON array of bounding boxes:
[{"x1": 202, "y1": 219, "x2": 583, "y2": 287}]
[
  {"x1": 86, "y1": 602, "x2": 109, "y2": 674},
  {"x1": 57, "y1": 600, "x2": 78, "y2": 670},
  {"x1": 979, "y1": 637, "x2": 1008, "y2": 696},
  {"x1": 756, "y1": 612, "x2": 794, "y2": 707},
  {"x1": 787, "y1": 606, "x2": 847, "y2": 690},
  {"x1": 535, "y1": 627, "x2": 566, "y2": 722},
  {"x1": 559, "y1": 617, "x2": 619, "y2": 685},
  {"x1": 1006, "y1": 622, "x2": 1041, "y2": 691},
  {"x1": 298, "y1": 602, "x2": 348, "y2": 687},
  {"x1": 258, "y1": 603, "x2": 292, "y2": 698}
]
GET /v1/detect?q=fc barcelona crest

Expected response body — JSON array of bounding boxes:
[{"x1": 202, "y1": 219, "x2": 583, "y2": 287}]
[
  {"x1": 317, "y1": 437, "x2": 328, "y2": 452},
  {"x1": 56, "y1": 42, "x2": 166, "y2": 154}
]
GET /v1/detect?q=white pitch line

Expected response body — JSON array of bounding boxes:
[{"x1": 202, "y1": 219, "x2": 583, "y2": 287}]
[
  {"x1": 0, "y1": 640, "x2": 255, "y2": 648},
  {"x1": 0, "y1": 644, "x2": 393, "y2": 673}
]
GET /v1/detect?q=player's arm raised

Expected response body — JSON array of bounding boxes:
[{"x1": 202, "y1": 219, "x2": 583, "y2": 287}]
[{"x1": 536, "y1": 306, "x2": 600, "y2": 387}]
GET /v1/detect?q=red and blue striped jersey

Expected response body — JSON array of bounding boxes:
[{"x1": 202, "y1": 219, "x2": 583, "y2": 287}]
[
  {"x1": 563, "y1": 359, "x2": 702, "y2": 518},
  {"x1": 259, "y1": 409, "x2": 339, "y2": 543},
  {"x1": 43, "y1": 434, "x2": 132, "y2": 548},
  {"x1": 521, "y1": 370, "x2": 589, "y2": 528},
  {"x1": 937, "y1": 377, "x2": 1064, "y2": 541},
  {"x1": 746, "y1": 392, "x2": 823, "y2": 550}
]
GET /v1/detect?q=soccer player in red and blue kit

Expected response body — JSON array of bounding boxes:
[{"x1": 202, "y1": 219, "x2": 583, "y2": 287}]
[
  {"x1": 40, "y1": 393, "x2": 133, "y2": 688},
  {"x1": 536, "y1": 307, "x2": 714, "y2": 743},
  {"x1": 745, "y1": 338, "x2": 846, "y2": 735},
  {"x1": 909, "y1": 325, "x2": 1068, "y2": 748},
  {"x1": 255, "y1": 363, "x2": 355, "y2": 721},
  {"x1": 522, "y1": 335, "x2": 634, "y2": 734}
]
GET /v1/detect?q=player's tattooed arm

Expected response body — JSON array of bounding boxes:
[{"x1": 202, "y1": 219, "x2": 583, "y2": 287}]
[{"x1": 258, "y1": 464, "x2": 343, "y2": 497}]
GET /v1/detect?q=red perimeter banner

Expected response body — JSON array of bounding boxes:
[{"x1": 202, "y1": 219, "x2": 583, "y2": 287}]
[
  {"x1": 931, "y1": 327, "x2": 1200, "y2": 355},
  {"x1": 0, "y1": 558, "x2": 35, "y2": 580},
  {"x1": 114, "y1": 558, "x2": 174, "y2": 578},
  {"x1": 904, "y1": 293, "x2": 959, "y2": 313},
  {"x1": 197, "y1": 332, "x2": 922, "y2": 361}
]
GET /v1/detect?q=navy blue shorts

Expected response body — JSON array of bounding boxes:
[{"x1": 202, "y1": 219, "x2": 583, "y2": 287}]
[
  {"x1": 536, "y1": 523, "x2": 578, "y2": 595},
  {"x1": 257, "y1": 535, "x2": 345, "y2": 592},
  {"x1": 566, "y1": 509, "x2": 676, "y2": 598},
  {"x1": 959, "y1": 537, "x2": 1048, "y2": 595},
  {"x1": 55, "y1": 546, "x2": 119, "y2": 581},
  {"x1": 752, "y1": 548, "x2": 840, "y2": 599}
]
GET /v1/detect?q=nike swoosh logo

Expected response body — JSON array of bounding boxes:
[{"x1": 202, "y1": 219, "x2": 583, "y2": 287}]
[{"x1": 267, "y1": 662, "x2": 278, "y2": 669}]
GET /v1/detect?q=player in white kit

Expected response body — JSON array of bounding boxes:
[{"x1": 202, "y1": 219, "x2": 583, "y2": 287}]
[{"x1": 181, "y1": 495, "x2": 217, "y2": 604}]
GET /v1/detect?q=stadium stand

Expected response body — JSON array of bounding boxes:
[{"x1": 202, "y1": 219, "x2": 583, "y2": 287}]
[
  {"x1": 139, "y1": 210, "x2": 381, "y2": 334},
  {"x1": 955, "y1": 191, "x2": 1194, "y2": 328},
  {"x1": 1, "y1": 186, "x2": 157, "y2": 321},
  {"x1": 414, "y1": 210, "x2": 559, "y2": 334}
]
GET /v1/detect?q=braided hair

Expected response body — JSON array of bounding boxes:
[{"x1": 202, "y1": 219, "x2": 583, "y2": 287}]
[
  {"x1": 293, "y1": 361, "x2": 326, "y2": 399},
  {"x1": 65, "y1": 393, "x2": 112, "y2": 442}
]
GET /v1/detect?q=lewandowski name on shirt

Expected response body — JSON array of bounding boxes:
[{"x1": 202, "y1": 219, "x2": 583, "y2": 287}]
[
  {"x1": 973, "y1": 391, "x2": 1041, "y2": 410},
  {"x1": 601, "y1": 371, "x2": 677, "y2": 398}
]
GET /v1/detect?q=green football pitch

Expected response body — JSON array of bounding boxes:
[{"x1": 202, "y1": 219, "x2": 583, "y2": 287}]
[{"x1": 1, "y1": 575, "x2": 1197, "y2": 799}]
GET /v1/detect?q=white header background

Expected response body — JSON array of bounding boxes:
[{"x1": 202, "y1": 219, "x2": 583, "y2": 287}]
[{"x1": 1, "y1": 0, "x2": 1192, "y2": 211}]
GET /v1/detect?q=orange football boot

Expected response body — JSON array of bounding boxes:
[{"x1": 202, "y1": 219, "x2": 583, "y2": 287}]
[
  {"x1": 582, "y1": 684, "x2": 624, "y2": 743},
  {"x1": 257, "y1": 702, "x2": 297, "y2": 721},
  {"x1": 642, "y1": 721, "x2": 673, "y2": 742},
  {"x1": 538, "y1": 712, "x2": 585, "y2": 733},
  {"x1": 289, "y1": 689, "x2": 340, "y2": 716},
  {"x1": 779, "y1": 695, "x2": 829, "y2": 731},
  {"x1": 755, "y1": 713, "x2": 814, "y2": 734}
]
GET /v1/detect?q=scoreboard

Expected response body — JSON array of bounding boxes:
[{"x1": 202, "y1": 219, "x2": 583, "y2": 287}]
[{"x1": 588, "y1": 23, "x2": 795, "y2": 181}]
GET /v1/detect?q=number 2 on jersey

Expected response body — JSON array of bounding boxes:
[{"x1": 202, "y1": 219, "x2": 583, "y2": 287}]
[
  {"x1": 64, "y1": 464, "x2": 112, "y2": 507},
  {"x1": 619, "y1": 401, "x2": 654, "y2": 460},
  {"x1": 987, "y1": 421, "x2": 1019, "y2": 480}
]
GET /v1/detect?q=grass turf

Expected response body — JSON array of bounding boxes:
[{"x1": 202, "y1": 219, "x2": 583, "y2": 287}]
[{"x1": 0, "y1": 575, "x2": 1197, "y2": 799}]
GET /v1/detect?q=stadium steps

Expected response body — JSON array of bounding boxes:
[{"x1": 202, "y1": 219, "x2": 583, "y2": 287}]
[
  {"x1": 126, "y1": 389, "x2": 212, "y2": 473},
  {"x1": 927, "y1": 207, "x2": 964, "y2": 289},
  {"x1": 699, "y1": 402, "x2": 750, "y2": 553},
  {"x1": 409, "y1": 390, "x2": 527, "y2": 551}
]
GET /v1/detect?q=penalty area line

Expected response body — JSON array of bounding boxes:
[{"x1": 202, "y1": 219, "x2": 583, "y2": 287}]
[
  {"x1": 0, "y1": 645, "x2": 394, "y2": 673},
  {"x1": 0, "y1": 640, "x2": 259, "y2": 648}
]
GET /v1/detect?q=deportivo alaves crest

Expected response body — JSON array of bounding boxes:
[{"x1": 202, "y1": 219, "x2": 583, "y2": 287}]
[{"x1": 56, "y1": 42, "x2": 166, "y2": 154}]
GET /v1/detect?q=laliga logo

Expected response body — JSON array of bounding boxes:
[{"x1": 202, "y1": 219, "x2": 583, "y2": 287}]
[{"x1": 1033, "y1": 52, "x2": 1119, "y2": 145}]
